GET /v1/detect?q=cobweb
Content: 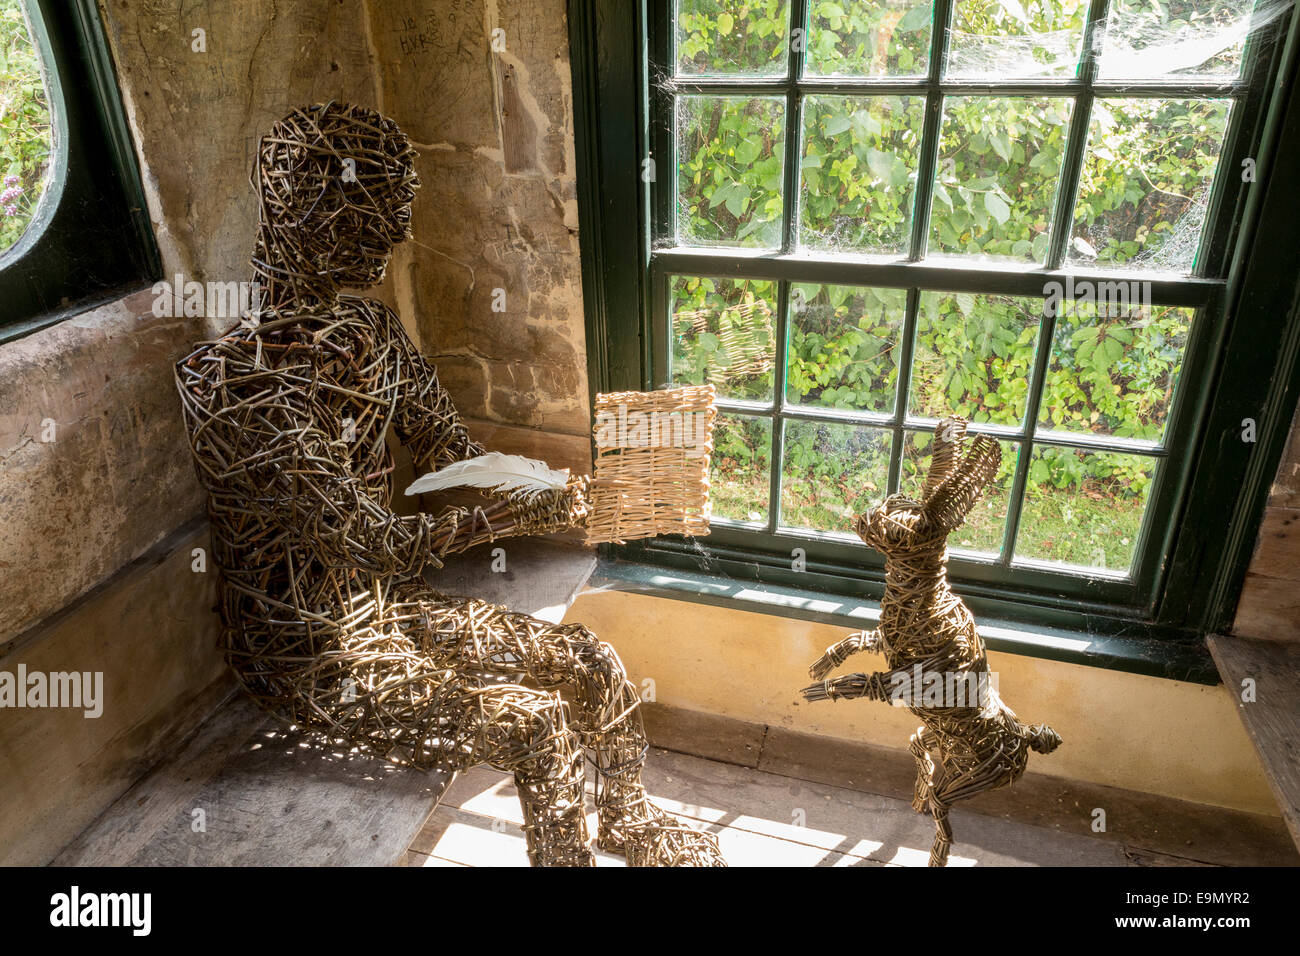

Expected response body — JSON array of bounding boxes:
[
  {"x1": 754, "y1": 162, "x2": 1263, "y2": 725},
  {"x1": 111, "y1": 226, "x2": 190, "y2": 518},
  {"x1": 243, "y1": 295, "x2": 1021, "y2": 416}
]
[
  {"x1": 945, "y1": 1, "x2": 1294, "y2": 81},
  {"x1": 1096, "y1": 1, "x2": 1293, "y2": 79},
  {"x1": 946, "y1": 26, "x2": 1086, "y2": 79}
]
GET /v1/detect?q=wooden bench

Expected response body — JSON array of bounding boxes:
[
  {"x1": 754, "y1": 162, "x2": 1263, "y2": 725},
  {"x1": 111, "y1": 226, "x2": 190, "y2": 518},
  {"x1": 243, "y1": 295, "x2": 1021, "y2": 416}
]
[
  {"x1": 1207, "y1": 633, "x2": 1300, "y2": 849},
  {"x1": 55, "y1": 539, "x2": 597, "y2": 866}
]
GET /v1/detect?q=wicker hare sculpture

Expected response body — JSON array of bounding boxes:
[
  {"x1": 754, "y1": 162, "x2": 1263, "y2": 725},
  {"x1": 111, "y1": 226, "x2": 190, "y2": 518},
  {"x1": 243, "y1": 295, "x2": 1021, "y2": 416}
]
[
  {"x1": 175, "y1": 103, "x2": 723, "y2": 867},
  {"x1": 801, "y1": 417, "x2": 1061, "y2": 866}
]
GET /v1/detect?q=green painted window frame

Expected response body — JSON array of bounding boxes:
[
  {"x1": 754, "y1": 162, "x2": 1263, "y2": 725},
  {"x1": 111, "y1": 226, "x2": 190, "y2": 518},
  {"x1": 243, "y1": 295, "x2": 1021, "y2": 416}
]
[
  {"x1": 0, "y1": 0, "x2": 160, "y2": 342},
  {"x1": 571, "y1": 0, "x2": 1300, "y2": 645}
]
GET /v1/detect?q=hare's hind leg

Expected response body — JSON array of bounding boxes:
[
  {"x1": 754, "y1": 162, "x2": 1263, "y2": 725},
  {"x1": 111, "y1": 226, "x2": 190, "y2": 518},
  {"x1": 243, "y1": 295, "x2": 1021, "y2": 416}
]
[
  {"x1": 907, "y1": 726, "x2": 939, "y2": 816},
  {"x1": 907, "y1": 726, "x2": 953, "y2": 866}
]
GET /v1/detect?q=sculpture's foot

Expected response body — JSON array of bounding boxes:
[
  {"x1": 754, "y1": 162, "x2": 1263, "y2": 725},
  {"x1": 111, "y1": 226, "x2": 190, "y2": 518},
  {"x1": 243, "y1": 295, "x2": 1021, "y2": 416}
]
[{"x1": 598, "y1": 803, "x2": 726, "y2": 867}]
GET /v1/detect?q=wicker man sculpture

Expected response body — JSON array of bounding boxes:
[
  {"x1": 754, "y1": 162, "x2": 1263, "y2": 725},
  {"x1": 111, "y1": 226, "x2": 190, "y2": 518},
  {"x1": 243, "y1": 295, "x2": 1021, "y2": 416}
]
[
  {"x1": 801, "y1": 417, "x2": 1061, "y2": 866},
  {"x1": 174, "y1": 103, "x2": 724, "y2": 867}
]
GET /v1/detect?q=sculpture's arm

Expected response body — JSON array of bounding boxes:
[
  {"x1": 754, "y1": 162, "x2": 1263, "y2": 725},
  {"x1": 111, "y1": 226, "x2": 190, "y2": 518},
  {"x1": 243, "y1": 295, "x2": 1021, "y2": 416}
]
[
  {"x1": 808, "y1": 628, "x2": 882, "y2": 681},
  {"x1": 248, "y1": 423, "x2": 571, "y2": 577},
  {"x1": 378, "y1": 305, "x2": 590, "y2": 534},
  {"x1": 388, "y1": 339, "x2": 486, "y2": 472}
]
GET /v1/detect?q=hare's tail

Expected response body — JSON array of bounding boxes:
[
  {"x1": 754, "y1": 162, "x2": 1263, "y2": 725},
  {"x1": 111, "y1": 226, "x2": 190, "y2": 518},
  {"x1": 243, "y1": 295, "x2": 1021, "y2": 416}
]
[{"x1": 1026, "y1": 722, "x2": 1062, "y2": 754}]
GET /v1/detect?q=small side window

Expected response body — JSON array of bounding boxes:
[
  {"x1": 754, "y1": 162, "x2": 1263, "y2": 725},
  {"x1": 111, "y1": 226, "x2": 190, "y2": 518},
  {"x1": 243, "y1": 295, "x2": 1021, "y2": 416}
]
[
  {"x1": 0, "y1": 0, "x2": 159, "y2": 341},
  {"x1": 0, "y1": 0, "x2": 55, "y2": 258}
]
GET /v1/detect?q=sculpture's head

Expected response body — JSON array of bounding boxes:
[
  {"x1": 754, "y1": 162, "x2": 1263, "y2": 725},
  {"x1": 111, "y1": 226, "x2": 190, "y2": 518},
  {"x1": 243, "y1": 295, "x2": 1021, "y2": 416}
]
[
  {"x1": 854, "y1": 416, "x2": 1001, "y2": 560},
  {"x1": 252, "y1": 102, "x2": 419, "y2": 297}
]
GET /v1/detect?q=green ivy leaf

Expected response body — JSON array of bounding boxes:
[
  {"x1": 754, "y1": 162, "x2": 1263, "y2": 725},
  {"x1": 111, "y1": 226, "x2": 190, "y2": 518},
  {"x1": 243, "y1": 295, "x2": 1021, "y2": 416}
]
[
  {"x1": 823, "y1": 115, "x2": 852, "y2": 137},
  {"x1": 984, "y1": 191, "x2": 1011, "y2": 226},
  {"x1": 898, "y1": 5, "x2": 931, "y2": 32}
]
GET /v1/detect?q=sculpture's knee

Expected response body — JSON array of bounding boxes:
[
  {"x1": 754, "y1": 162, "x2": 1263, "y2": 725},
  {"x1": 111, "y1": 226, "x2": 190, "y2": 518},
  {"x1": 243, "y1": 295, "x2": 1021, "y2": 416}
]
[
  {"x1": 510, "y1": 695, "x2": 577, "y2": 764},
  {"x1": 559, "y1": 626, "x2": 634, "y2": 702}
]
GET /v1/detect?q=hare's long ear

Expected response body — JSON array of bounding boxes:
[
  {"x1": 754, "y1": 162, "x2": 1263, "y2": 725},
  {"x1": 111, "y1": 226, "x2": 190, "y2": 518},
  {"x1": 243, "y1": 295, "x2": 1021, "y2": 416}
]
[
  {"x1": 921, "y1": 416, "x2": 967, "y2": 502},
  {"x1": 923, "y1": 435, "x2": 1001, "y2": 535}
]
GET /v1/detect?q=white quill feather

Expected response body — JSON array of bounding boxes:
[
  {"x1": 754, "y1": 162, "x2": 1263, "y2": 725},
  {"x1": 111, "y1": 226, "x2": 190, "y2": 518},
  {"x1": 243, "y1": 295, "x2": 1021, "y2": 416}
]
[{"x1": 404, "y1": 452, "x2": 570, "y2": 499}]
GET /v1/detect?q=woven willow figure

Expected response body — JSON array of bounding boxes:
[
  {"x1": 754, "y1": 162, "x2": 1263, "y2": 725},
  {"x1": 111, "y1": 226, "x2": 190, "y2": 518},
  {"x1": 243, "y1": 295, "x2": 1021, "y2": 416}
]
[
  {"x1": 801, "y1": 417, "x2": 1061, "y2": 866},
  {"x1": 174, "y1": 102, "x2": 724, "y2": 867}
]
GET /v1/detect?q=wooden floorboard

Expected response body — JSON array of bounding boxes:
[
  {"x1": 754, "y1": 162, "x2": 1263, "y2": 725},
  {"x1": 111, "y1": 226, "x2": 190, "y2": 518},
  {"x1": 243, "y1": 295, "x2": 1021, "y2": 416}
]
[
  {"x1": 642, "y1": 700, "x2": 1300, "y2": 866},
  {"x1": 410, "y1": 747, "x2": 1193, "y2": 867},
  {"x1": 56, "y1": 695, "x2": 451, "y2": 867},
  {"x1": 1207, "y1": 633, "x2": 1300, "y2": 848}
]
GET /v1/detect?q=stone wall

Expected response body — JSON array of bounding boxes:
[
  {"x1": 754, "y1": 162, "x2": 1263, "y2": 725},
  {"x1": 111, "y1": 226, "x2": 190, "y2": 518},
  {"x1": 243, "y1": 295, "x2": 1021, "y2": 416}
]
[{"x1": 367, "y1": 0, "x2": 590, "y2": 435}]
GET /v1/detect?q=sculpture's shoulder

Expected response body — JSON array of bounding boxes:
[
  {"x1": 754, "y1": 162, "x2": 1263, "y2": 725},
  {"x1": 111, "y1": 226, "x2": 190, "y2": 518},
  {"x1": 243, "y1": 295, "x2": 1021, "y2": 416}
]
[{"x1": 338, "y1": 294, "x2": 417, "y2": 350}]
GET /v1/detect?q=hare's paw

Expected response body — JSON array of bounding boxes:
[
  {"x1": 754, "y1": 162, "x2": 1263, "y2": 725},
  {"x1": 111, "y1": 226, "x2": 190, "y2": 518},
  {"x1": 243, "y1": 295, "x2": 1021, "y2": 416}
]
[
  {"x1": 802, "y1": 672, "x2": 888, "y2": 703},
  {"x1": 808, "y1": 629, "x2": 878, "y2": 680},
  {"x1": 802, "y1": 679, "x2": 834, "y2": 702},
  {"x1": 807, "y1": 653, "x2": 837, "y2": 682},
  {"x1": 1027, "y1": 723, "x2": 1062, "y2": 754}
]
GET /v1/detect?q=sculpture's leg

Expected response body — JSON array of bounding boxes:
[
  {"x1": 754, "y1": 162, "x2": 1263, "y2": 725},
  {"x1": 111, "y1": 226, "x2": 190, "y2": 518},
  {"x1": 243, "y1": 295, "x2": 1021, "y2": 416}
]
[
  {"x1": 530, "y1": 621, "x2": 726, "y2": 866},
  {"x1": 425, "y1": 598, "x2": 724, "y2": 867},
  {"x1": 447, "y1": 680, "x2": 594, "y2": 867}
]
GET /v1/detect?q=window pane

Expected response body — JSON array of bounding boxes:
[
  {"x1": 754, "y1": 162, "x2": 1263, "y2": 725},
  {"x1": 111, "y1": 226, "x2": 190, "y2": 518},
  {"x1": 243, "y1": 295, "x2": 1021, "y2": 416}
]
[
  {"x1": 901, "y1": 430, "x2": 1019, "y2": 556},
  {"x1": 1, "y1": 0, "x2": 53, "y2": 255},
  {"x1": 1098, "y1": 0, "x2": 1257, "y2": 80},
  {"x1": 1014, "y1": 446, "x2": 1156, "y2": 572},
  {"x1": 786, "y1": 283, "x2": 906, "y2": 413},
  {"x1": 780, "y1": 420, "x2": 891, "y2": 533},
  {"x1": 910, "y1": 292, "x2": 1042, "y2": 425},
  {"x1": 804, "y1": 0, "x2": 932, "y2": 78},
  {"x1": 1068, "y1": 98, "x2": 1231, "y2": 272},
  {"x1": 799, "y1": 95, "x2": 926, "y2": 255},
  {"x1": 1040, "y1": 298, "x2": 1193, "y2": 442},
  {"x1": 947, "y1": 0, "x2": 1088, "y2": 79},
  {"x1": 929, "y1": 96, "x2": 1073, "y2": 263},
  {"x1": 677, "y1": 95, "x2": 787, "y2": 249},
  {"x1": 676, "y1": 0, "x2": 791, "y2": 77},
  {"x1": 711, "y1": 412, "x2": 773, "y2": 524},
  {"x1": 670, "y1": 275, "x2": 778, "y2": 401}
]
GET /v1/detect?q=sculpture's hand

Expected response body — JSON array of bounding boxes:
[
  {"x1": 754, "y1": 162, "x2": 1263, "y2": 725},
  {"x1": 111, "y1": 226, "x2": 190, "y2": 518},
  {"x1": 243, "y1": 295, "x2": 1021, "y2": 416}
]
[
  {"x1": 801, "y1": 671, "x2": 890, "y2": 704},
  {"x1": 808, "y1": 628, "x2": 880, "y2": 681},
  {"x1": 507, "y1": 474, "x2": 591, "y2": 536}
]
